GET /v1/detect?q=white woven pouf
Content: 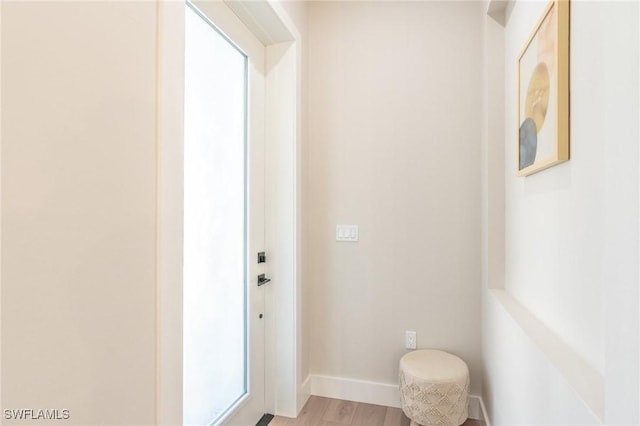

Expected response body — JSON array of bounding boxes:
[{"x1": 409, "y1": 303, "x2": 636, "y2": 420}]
[{"x1": 399, "y1": 349, "x2": 469, "y2": 426}]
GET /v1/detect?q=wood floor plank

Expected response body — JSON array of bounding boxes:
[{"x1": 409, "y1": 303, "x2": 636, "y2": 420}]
[
  {"x1": 268, "y1": 416, "x2": 291, "y2": 426},
  {"x1": 321, "y1": 399, "x2": 357, "y2": 425},
  {"x1": 289, "y1": 395, "x2": 331, "y2": 425},
  {"x1": 272, "y1": 397, "x2": 484, "y2": 426},
  {"x1": 383, "y1": 407, "x2": 410, "y2": 426},
  {"x1": 351, "y1": 402, "x2": 386, "y2": 426}
]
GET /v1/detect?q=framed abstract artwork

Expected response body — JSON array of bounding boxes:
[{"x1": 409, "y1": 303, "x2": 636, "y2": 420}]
[{"x1": 518, "y1": 0, "x2": 569, "y2": 176}]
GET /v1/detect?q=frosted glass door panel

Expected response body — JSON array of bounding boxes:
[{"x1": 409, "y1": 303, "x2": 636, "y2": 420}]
[{"x1": 183, "y1": 4, "x2": 247, "y2": 426}]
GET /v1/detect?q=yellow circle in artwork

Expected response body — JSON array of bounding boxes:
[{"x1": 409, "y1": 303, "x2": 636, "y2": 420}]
[{"x1": 525, "y1": 62, "x2": 550, "y2": 133}]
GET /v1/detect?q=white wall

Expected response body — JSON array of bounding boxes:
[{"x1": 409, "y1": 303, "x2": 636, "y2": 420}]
[
  {"x1": 482, "y1": 0, "x2": 639, "y2": 424},
  {"x1": 307, "y1": 0, "x2": 484, "y2": 399},
  {"x1": 1, "y1": 2, "x2": 158, "y2": 424},
  {"x1": 504, "y1": 0, "x2": 604, "y2": 378}
]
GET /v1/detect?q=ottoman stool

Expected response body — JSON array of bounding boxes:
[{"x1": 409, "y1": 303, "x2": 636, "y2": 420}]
[{"x1": 399, "y1": 349, "x2": 469, "y2": 426}]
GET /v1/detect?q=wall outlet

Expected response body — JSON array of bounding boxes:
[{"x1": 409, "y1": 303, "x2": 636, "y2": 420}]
[{"x1": 405, "y1": 331, "x2": 417, "y2": 349}]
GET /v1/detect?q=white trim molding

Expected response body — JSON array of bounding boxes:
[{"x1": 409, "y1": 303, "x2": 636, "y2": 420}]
[
  {"x1": 311, "y1": 375, "x2": 401, "y2": 409},
  {"x1": 309, "y1": 374, "x2": 488, "y2": 422},
  {"x1": 490, "y1": 289, "x2": 604, "y2": 421},
  {"x1": 297, "y1": 376, "x2": 312, "y2": 416},
  {"x1": 469, "y1": 395, "x2": 491, "y2": 426},
  {"x1": 155, "y1": 1, "x2": 185, "y2": 424}
]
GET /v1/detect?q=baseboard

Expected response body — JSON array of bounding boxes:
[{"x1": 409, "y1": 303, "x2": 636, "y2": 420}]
[
  {"x1": 309, "y1": 374, "x2": 487, "y2": 422},
  {"x1": 468, "y1": 395, "x2": 490, "y2": 424},
  {"x1": 478, "y1": 395, "x2": 491, "y2": 426},
  {"x1": 301, "y1": 375, "x2": 311, "y2": 396},
  {"x1": 296, "y1": 375, "x2": 312, "y2": 416},
  {"x1": 310, "y1": 374, "x2": 402, "y2": 409}
]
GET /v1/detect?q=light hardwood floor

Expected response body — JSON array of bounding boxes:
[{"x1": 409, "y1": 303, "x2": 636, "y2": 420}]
[{"x1": 269, "y1": 396, "x2": 484, "y2": 426}]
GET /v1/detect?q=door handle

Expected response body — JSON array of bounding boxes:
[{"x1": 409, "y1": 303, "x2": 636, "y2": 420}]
[{"x1": 257, "y1": 274, "x2": 271, "y2": 286}]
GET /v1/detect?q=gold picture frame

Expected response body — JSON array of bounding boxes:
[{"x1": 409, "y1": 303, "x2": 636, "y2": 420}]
[{"x1": 517, "y1": 0, "x2": 569, "y2": 176}]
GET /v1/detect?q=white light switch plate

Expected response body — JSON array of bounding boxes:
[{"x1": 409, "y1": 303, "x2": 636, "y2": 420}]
[{"x1": 336, "y1": 225, "x2": 358, "y2": 242}]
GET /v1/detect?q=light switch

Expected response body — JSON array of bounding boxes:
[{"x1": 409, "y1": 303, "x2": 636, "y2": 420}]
[{"x1": 336, "y1": 225, "x2": 358, "y2": 242}]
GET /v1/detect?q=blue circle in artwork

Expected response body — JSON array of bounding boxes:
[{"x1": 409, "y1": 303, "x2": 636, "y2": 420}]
[{"x1": 519, "y1": 118, "x2": 538, "y2": 170}]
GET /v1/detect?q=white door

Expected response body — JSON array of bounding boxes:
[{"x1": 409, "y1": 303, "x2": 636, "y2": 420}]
[{"x1": 182, "y1": 1, "x2": 267, "y2": 425}]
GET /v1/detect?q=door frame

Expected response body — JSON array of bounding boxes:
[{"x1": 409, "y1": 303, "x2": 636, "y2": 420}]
[{"x1": 155, "y1": 1, "x2": 305, "y2": 424}]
